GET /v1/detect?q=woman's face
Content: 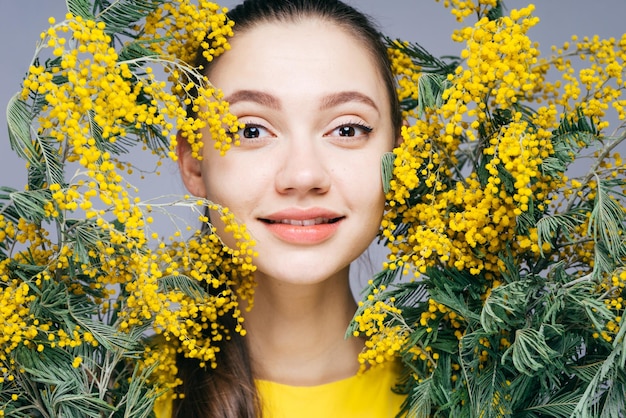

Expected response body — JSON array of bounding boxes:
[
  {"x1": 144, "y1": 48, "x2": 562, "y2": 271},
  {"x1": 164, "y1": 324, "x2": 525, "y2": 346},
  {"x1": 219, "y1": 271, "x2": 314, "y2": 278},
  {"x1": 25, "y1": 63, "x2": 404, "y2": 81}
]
[{"x1": 180, "y1": 19, "x2": 396, "y2": 285}]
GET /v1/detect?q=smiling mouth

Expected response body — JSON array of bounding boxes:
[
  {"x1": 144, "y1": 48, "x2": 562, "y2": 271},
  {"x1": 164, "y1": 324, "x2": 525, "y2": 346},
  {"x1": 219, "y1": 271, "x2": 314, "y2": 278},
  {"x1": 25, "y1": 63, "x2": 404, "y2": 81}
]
[{"x1": 261, "y1": 217, "x2": 343, "y2": 226}]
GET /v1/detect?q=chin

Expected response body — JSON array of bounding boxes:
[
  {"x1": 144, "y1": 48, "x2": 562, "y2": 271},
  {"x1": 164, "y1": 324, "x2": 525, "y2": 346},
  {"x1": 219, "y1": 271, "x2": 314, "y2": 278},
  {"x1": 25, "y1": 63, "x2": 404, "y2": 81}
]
[{"x1": 254, "y1": 262, "x2": 350, "y2": 287}]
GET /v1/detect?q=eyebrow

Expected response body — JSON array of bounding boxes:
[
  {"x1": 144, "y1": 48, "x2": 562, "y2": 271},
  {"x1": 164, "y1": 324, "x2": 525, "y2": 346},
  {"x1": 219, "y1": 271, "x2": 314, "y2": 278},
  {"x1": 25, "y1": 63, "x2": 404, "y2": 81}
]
[
  {"x1": 224, "y1": 90, "x2": 281, "y2": 110},
  {"x1": 319, "y1": 91, "x2": 379, "y2": 114},
  {"x1": 223, "y1": 89, "x2": 379, "y2": 114}
]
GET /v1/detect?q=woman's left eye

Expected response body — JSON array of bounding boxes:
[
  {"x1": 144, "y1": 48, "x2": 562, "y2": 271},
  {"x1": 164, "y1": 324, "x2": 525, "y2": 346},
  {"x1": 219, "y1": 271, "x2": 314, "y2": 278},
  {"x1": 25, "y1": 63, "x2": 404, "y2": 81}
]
[{"x1": 327, "y1": 123, "x2": 373, "y2": 138}]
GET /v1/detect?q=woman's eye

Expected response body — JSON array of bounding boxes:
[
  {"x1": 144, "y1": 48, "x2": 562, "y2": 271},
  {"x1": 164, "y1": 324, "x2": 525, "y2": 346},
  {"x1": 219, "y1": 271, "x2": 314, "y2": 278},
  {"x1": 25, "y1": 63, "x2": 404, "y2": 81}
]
[
  {"x1": 238, "y1": 124, "x2": 271, "y2": 140},
  {"x1": 328, "y1": 123, "x2": 373, "y2": 138}
]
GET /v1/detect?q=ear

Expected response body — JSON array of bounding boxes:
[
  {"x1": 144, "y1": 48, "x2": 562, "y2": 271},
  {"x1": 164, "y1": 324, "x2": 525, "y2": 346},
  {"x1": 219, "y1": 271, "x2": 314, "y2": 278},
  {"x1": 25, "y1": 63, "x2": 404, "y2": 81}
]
[
  {"x1": 176, "y1": 131, "x2": 207, "y2": 198},
  {"x1": 394, "y1": 119, "x2": 409, "y2": 147}
]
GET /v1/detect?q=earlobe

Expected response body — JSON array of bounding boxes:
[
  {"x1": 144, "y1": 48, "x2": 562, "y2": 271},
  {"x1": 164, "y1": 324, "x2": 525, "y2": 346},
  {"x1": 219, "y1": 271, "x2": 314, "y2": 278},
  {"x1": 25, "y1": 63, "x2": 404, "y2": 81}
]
[{"x1": 176, "y1": 131, "x2": 207, "y2": 198}]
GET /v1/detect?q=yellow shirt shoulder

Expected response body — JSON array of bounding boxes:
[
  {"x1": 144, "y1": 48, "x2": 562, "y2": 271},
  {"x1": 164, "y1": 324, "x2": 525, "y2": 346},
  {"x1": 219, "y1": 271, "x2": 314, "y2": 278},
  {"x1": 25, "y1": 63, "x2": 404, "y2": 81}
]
[{"x1": 256, "y1": 364, "x2": 405, "y2": 418}]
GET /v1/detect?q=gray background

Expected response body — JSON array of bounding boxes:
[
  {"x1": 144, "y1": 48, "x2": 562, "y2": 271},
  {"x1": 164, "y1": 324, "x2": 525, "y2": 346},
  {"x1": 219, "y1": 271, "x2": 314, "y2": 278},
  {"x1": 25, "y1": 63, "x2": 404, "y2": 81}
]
[{"x1": 1, "y1": 1, "x2": 625, "y2": 259}]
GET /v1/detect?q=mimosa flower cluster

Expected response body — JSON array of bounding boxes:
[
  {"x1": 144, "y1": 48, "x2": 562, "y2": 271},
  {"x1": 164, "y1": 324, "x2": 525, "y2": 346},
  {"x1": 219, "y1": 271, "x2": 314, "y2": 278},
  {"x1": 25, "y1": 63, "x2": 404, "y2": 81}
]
[
  {"x1": 142, "y1": 0, "x2": 241, "y2": 157},
  {"x1": 382, "y1": 5, "x2": 546, "y2": 278},
  {"x1": 437, "y1": 0, "x2": 499, "y2": 23},
  {"x1": 1, "y1": 2, "x2": 255, "y2": 416},
  {"x1": 355, "y1": 1, "x2": 626, "y2": 416}
]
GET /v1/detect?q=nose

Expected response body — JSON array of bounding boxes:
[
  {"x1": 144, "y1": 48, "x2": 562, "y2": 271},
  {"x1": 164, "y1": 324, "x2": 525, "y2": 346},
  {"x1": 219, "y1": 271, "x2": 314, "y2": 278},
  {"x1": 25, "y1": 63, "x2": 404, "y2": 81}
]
[{"x1": 274, "y1": 140, "x2": 331, "y2": 195}]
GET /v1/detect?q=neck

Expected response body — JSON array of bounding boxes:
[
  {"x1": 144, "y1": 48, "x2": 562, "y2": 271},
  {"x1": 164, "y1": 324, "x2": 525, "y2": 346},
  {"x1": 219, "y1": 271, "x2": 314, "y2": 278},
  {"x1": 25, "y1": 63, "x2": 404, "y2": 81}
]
[{"x1": 242, "y1": 267, "x2": 362, "y2": 386}]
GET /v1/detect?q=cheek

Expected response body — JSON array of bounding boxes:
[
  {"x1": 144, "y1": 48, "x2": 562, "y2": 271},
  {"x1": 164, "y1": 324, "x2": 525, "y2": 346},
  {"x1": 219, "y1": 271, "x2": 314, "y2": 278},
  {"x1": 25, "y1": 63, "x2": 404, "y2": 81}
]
[
  {"x1": 203, "y1": 157, "x2": 270, "y2": 209},
  {"x1": 201, "y1": 153, "x2": 244, "y2": 202},
  {"x1": 338, "y1": 159, "x2": 385, "y2": 209}
]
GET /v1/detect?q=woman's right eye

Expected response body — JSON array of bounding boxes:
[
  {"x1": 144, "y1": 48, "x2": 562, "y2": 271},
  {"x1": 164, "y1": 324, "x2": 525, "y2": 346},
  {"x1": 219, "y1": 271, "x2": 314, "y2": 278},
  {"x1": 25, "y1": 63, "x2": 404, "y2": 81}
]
[{"x1": 239, "y1": 123, "x2": 272, "y2": 140}]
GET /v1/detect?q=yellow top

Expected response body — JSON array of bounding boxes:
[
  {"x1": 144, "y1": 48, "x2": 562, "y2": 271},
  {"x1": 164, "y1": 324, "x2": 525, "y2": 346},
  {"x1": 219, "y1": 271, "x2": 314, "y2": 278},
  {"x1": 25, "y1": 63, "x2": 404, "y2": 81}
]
[
  {"x1": 257, "y1": 364, "x2": 405, "y2": 418},
  {"x1": 155, "y1": 364, "x2": 406, "y2": 418}
]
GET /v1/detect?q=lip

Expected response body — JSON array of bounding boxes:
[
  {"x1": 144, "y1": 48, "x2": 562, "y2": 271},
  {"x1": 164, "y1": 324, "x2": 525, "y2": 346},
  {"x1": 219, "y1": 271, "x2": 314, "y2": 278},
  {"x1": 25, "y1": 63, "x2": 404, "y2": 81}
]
[{"x1": 259, "y1": 208, "x2": 344, "y2": 244}]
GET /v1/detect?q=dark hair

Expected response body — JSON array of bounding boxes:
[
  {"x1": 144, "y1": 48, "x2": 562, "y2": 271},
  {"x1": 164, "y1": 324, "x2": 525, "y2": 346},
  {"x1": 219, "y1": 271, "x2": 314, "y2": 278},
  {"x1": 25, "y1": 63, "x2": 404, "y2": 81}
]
[{"x1": 174, "y1": 1, "x2": 401, "y2": 417}]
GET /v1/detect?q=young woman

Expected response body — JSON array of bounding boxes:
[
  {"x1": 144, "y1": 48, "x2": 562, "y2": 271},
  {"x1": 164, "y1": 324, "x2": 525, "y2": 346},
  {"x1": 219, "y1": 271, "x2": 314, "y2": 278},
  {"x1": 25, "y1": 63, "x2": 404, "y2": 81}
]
[{"x1": 171, "y1": 0, "x2": 404, "y2": 416}]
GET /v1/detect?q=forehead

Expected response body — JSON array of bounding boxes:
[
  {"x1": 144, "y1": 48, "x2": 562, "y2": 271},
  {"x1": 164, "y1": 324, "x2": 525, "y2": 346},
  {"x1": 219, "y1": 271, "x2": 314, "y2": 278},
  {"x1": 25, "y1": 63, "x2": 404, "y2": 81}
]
[{"x1": 207, "y1": 19, "x2": 389, "y2": 107}]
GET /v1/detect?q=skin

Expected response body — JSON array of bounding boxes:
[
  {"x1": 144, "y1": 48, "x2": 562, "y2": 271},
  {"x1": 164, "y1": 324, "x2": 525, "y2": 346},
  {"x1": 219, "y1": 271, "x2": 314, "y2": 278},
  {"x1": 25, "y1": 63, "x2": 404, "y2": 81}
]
[{"x1": 178, "y1": 18, "x2": 396, "y2": 385}]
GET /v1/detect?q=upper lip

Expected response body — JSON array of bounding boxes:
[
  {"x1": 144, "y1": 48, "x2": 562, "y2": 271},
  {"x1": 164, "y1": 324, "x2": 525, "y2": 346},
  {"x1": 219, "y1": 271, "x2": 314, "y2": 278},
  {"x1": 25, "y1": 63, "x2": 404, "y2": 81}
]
[{"x1": 260, "y1": 208, "x2": 344, "y2": 225}]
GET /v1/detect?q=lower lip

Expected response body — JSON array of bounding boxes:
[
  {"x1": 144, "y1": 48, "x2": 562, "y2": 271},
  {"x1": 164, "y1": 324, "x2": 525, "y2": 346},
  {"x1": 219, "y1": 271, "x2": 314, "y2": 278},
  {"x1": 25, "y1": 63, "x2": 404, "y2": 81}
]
[{"x1": 263, "y1": 220, "x2": 341, "y2": 244}]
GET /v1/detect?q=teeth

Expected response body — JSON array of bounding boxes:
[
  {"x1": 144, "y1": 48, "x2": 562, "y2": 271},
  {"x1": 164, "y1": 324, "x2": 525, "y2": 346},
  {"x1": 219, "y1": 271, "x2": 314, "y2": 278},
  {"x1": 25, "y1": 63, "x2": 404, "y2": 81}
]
[{"x1": 271, "y1": 217, "x2": 330, "y2": 226}]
